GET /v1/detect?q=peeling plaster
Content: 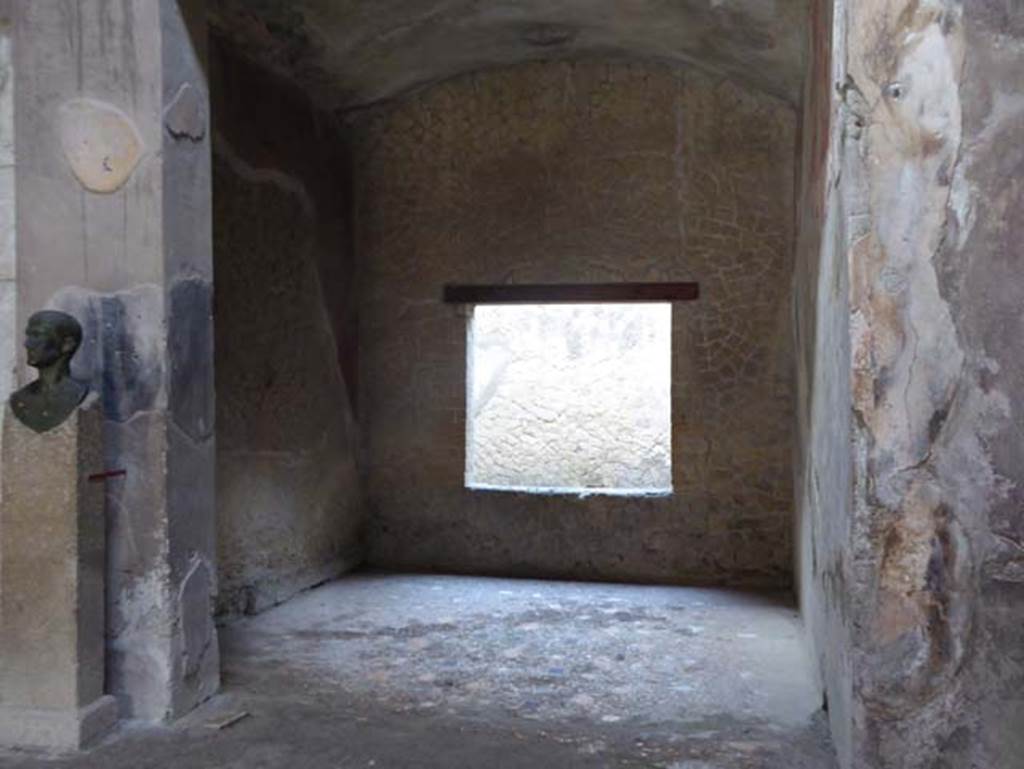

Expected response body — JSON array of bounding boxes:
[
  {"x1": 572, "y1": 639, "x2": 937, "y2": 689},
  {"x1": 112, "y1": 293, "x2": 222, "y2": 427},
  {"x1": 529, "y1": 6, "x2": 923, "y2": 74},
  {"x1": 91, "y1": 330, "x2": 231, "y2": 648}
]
[
  {"x1": 48, "y1": 285, "x2": 166, "y2": 422},
  {"x1": 850, "y1": 0, "x2": 975, "y2": 734},
  {"x1": 108, "y1": 566, "x2": 175, "y2": 720},
  {"x1": 837, "y1": 0, "x2": 1019, "y2": 765},
  {"x1": 178, "y1": 555, "x2": 215, "y2": 680}
]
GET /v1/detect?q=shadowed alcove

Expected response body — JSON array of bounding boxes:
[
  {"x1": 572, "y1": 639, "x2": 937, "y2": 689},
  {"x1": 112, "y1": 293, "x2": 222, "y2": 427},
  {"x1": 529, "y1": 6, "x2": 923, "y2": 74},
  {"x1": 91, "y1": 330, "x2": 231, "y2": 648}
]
[{"x1": 201, "y1": 2, "x2": 827, "y2": 766}]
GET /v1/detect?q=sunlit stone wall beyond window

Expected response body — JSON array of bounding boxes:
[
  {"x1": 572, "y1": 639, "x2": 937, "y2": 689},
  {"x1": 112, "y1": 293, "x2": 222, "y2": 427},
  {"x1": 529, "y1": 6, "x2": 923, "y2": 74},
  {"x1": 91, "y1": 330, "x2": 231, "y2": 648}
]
[{"x1": 467, "y1": 303, "x2": 672, "y2": 494}]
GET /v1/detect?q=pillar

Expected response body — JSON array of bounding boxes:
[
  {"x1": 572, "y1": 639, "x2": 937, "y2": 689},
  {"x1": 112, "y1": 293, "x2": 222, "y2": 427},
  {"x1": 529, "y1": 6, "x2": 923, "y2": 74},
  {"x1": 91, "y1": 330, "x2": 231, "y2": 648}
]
[{"x1": 9, "y1": 0, "x2": 217, "y2": 720}]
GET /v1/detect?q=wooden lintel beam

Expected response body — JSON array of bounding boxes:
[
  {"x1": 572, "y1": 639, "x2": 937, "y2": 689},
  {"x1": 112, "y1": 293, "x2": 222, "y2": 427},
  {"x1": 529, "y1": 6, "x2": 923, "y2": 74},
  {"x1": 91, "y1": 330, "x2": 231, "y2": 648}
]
[{"x1": 443, "y1": 282, "x2": 700, "y2": 304}]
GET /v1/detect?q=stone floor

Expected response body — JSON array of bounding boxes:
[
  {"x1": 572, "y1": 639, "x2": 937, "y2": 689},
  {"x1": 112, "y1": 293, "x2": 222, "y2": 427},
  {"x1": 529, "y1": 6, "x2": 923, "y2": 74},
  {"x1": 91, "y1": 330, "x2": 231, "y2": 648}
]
[{"x1": 0, "y1": 573, "x2": 837, "y2": 768}]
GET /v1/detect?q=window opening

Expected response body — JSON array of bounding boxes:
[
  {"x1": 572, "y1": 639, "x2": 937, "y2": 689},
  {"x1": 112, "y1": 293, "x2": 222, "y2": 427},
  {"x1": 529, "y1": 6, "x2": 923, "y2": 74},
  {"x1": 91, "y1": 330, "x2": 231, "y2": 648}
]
[{"x1": 466, "y1": 303, "x2": 672, "y2": 496}]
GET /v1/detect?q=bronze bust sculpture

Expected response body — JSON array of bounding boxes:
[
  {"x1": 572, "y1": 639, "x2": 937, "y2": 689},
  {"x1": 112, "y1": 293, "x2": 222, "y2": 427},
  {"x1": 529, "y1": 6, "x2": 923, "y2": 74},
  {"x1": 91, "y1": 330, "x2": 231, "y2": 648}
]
[{"x1": 9, "y1": 310, "x2": 89, "y2": 433}]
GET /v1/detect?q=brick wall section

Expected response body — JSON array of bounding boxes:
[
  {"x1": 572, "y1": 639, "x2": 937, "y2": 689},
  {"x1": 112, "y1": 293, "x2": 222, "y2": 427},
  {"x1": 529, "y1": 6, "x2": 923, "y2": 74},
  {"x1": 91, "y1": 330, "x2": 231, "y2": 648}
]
[{"x1": 353, "y1": 60, "x2": 797, "y2": 587}]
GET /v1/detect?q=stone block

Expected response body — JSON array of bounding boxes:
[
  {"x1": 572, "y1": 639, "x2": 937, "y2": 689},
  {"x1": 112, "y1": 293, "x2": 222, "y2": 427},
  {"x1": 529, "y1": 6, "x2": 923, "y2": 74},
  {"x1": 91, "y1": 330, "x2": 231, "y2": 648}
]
[
  {"x1": 0, "y1": 399, "x2": 118, "y2": 750},
  {"x1": 0, "y1": 696, "x2": 118, "y2": 754}
]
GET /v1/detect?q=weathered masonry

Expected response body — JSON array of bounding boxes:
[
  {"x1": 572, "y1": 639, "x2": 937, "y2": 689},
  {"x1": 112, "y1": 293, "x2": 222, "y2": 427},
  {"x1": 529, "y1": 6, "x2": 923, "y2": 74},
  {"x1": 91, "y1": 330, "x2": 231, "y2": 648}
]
[{"x1": 0, "y1": 1, "x2": 1019, "y2": 767}]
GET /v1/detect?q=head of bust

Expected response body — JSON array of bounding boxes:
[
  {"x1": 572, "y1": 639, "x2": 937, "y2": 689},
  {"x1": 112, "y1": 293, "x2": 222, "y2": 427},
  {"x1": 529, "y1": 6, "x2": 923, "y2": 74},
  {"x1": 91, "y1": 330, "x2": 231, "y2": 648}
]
[
  {"x1": 24, "y1": 310, "x2": 83, "y2": 370},
  {"x1": 9, "y1": 310, "x2": 89, "y2": 434}
]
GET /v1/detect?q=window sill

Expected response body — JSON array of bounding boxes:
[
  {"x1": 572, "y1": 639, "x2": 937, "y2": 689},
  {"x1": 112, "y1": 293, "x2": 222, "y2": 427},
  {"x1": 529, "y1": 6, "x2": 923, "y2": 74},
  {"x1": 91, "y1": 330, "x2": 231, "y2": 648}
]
[{"x1": 465, "y1": 483, "x2": 673, "y2": 499}]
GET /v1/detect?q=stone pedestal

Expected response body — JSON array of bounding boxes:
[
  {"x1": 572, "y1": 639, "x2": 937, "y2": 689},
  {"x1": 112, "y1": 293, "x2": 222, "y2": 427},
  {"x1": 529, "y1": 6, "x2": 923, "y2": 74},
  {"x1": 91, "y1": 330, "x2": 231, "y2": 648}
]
[{"x1": 0, "y1": 400, "x2": 118, "y2": 750}]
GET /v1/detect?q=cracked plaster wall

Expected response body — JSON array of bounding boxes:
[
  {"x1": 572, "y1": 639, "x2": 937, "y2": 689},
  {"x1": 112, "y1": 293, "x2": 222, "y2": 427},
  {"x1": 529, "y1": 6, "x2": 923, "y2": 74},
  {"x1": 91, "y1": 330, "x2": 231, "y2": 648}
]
[
  {"x1": 210, "y1": 39, "x2": 364, "y2": 617},
  {"x1": 798, "y1": 1, "x2": 1024, "y2": 766},
  {"x1": 355, "y1": 60, "x2": 797, "y2": 586}
]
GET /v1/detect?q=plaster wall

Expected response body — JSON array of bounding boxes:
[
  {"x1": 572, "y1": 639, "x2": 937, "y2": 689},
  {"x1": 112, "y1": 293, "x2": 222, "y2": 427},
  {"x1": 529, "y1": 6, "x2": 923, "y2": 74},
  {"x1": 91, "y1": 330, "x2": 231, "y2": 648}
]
[
  {"x1": 210, "y1": 41, "x2": 363, "y2": 616},
  {"x1": 842, "y1": 2, "x2": 1024, "y2": 765},
  {"x1": 793, "y1": 0, "x2": 854, "y2": 764},
  {"x1": 9, "y1": 1, "x2": 217, "y2": 720},
  {"x1": 799, "y1": 1, "x2": 1024, "y2": 766},
  {"x1": 355, "y1": 60, "x2": 797, "y2": 586}
]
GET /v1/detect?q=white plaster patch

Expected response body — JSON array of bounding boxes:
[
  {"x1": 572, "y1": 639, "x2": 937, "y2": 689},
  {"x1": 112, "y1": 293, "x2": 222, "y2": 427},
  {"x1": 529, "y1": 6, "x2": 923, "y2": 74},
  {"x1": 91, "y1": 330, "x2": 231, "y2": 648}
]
[
  {"x1": 867, "y1": 14, "x2": 966, "y2": 474},
  {"x1": 110, "y1": 568, "x2": 174, "y2": 719},
  {"x1": 58, "y1": 99, "x2": 144, "y2": 193},
  {"x1": 888, "y1": 24, "x2": 962, "y2": 146},
  {"x1": 949, "y1": 161, "x2": 975, "y2": 249}
]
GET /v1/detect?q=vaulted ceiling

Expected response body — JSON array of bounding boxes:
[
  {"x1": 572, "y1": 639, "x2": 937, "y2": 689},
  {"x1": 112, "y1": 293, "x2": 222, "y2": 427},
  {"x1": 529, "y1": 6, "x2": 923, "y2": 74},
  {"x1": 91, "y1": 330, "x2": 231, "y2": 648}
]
[{"x1": 209, "y1": 0, "x2": 808, "y2": 108}]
